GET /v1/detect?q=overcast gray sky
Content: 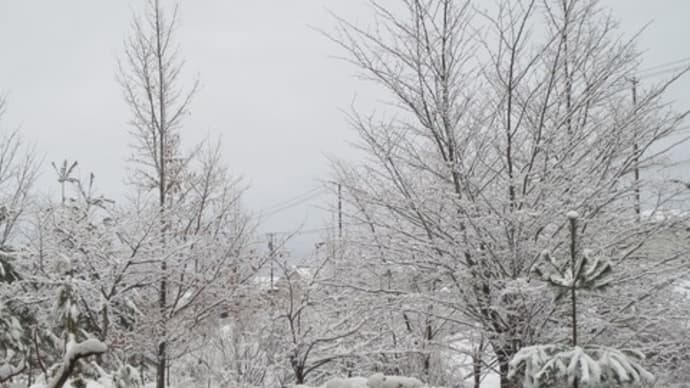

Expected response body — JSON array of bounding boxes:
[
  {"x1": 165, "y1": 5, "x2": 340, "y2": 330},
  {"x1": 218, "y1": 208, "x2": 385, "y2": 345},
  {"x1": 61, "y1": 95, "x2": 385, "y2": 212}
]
[{"x1": 1, "y1": 1, "x2": 689, "y2": 257}]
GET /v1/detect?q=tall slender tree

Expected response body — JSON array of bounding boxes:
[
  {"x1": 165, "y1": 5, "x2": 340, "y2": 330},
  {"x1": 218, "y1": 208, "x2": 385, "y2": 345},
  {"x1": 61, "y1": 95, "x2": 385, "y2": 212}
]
[
  {"x1": 118, "y1": 1, "x2": 197, "y2": 386},
  {"x1": 118, "y1": 2, "x2": 257, "y2": 386}
]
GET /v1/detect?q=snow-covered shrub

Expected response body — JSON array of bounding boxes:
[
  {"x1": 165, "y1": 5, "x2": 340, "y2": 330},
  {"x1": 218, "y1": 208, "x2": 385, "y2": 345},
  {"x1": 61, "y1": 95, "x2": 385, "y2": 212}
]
[
  {"x1": 324, "y1": 376, "x2": 367, "y2": 388},
  {"x1": 366, "y1": 372, "x2": 424, "y2": 388},
  {"x1": 112, "y1": 364, "x2": 142, "y2": 388},
  {"x1": 288, "y1": 373, "x2": 426, "y2": 388}
]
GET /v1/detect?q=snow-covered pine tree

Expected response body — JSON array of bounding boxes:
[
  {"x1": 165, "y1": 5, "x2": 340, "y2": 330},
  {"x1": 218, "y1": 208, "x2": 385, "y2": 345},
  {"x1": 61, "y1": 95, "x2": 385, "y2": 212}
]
[
  {"x1": 39, "y1": 171, "x2": 112, "y2": 387},
  {"x1": 508, "y1": 212, "x2": 654, "y2": 388}
]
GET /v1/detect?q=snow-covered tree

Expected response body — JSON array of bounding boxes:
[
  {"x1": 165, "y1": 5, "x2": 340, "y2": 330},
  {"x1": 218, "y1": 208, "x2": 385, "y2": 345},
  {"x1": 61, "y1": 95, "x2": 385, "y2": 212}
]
[
  {"x1": 267, "y1": 248, "x2": 371, "y2": 386},
  {"x1": 186, "y1": 286, "x2": 276, "y2": 387},
  {"x1": 117, "y1": 1, "x2": 259, "y2": 386},
  {"x1": 15, "y1": 167, "x2": 124, "y2": 386},
  {"x1": 327, "y1": 1, "x2": 690, "y2": 387},
  {"x1": 0, "y1": 96, "x2": 40, "y2": 384},
  {"x1": 315, "y1": 223, "x2": 460, "y2": 385},
  {"x1": 0, "y1": 110, "x2": 112, "y2": 387}
]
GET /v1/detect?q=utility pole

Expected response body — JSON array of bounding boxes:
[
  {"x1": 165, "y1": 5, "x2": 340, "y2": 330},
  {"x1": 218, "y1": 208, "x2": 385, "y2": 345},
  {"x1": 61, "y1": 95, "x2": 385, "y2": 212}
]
[
  {"x1": 632, "y1": 77, "x2": 641, "y2": 221},
  {"x1": 328, "y1": 181, "x2": 344, "y2": 238},
  {"x1": 337, "y1": 183, "x2": 343, "y2": 238},
  {"x1": 268, "y1": 233, "x2": 275, "y2": 290}
]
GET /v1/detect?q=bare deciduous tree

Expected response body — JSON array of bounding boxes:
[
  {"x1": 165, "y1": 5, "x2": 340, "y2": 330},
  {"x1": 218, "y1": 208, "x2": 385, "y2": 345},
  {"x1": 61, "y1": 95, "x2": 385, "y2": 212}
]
[
  {"x1": 0, "y1": 97, "x2": 40, "y2": 249},
  {"x1": 118, "y1": 1, "x2": 193, "y2": 383},
  {"x1": 117, "y1": 2, "x2": 257, "y2": 387},
  {"x1": 328, "y1": 1, "x2": 690, "y2": 387},
  {"x1": 0, "y1": 95, "x2": 40, "y2": 384},
  {"x1": 271, "y1": 253, "x2": 370, "y2": 385}
]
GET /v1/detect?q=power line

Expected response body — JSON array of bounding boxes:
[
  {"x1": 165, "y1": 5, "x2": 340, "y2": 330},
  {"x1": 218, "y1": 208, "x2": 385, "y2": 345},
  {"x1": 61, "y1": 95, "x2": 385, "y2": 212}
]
[
  {"x1": 269, "y1": 225, "x2": 338, "y2": 236},
  {"x1": 637, "y1": 64, "x2": 690, "y2": 80},
  {"x1": 259, "y1": 190, "x2": 326, "y2": 219},
  {"x1": 257, "y1": 187, "x2": 327, "y2": 218},
  {"x1": 271, "y1": 221, "x2": 371, "y2": 236},
  {"x1": 258, "y1": 187, "x2": 323, "y2": 213},
  {"x1": 637, "y1": 56, "x2": 690, "y2": 76}
]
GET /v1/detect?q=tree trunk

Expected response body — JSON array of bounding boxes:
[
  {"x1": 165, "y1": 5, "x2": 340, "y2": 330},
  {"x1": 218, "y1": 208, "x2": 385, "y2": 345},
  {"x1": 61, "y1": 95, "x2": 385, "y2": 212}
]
[
  {"x1": 496, "y1": 348, "x2": 519, "y2": 388},
  {"x1": 156, "y1": 242, "x2": 167, "y2": 388},
  {"x1": 295, "y1": 365, "x2": 305, "y2": 384},
  {"x1": 423, "y1": 318, "x2": 432, "y2": 377},
  {"x1": 157, "y1": 340, "x2": 166, "y2": 388},
  {"x1": 472, "y1": 338, "x2": 483, "y2": 388},
  {"x1": 290, "y1": 353, "x2": 305, "y2": 385}
]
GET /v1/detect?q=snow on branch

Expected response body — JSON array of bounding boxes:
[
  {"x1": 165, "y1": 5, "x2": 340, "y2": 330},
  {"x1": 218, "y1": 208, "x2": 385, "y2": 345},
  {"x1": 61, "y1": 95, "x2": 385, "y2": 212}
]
[
  {"x1": 0, "y1": 361, "x2": 25, "y2": 383},
  {"x1": 508, "y1": 344, "x2": 654, "y2": 388},
  {"x1": 47, "y1": 338, "x2": 107, "y2": 388}
]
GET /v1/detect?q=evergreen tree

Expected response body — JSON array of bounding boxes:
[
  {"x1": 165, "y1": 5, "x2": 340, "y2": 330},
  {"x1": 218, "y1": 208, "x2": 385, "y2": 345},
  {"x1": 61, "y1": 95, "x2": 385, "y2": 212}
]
[{"x1": 508, "y1": 212, "x2": 654, "y2": 388}]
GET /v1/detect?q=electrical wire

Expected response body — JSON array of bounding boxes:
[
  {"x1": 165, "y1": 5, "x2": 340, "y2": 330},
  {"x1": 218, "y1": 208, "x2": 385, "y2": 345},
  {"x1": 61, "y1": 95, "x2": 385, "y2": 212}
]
[
  {"x1": 637, "y1": 64, "x2": 690, "y2": 80},
  {"x1": 259, "y1": 187, "x2": 323, "y2": 212},
  {"x1": 257, "y1": 187, "x2": 327, "y2": 218},
  {"x1": 275, "y1": 226, "x2": 335, "y2": 236},
  {"x1": 637, "y1": 56, "x2": 690, "y2": 76},
  {"x1": 270, "y1": 221, "x2": 372, "y2": 236},
  {"x1": 259, "y1": 191, "x2": 326, "y2": 219}
]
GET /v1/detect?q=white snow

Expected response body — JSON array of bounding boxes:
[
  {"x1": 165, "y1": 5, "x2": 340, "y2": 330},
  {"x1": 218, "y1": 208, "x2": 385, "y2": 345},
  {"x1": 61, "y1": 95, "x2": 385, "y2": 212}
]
[
  {"x1": 0, "y1": 362, "x2": 22, "y2": 381},
  {"x1": 31, "y1": 379, "x2": 113, "y2": 388},
  {"x1": 65, "y1": 338, "x2": 108, "y2": 360},
  {"x1": 41, "y1": 338, "x2": 108, "y2": 388},
  {"x1": 366, "y1": 373, "x2": 423, "y2": 388},
  {"x1": 325, "y1": 376, "x2": 368, "y2": 388}
]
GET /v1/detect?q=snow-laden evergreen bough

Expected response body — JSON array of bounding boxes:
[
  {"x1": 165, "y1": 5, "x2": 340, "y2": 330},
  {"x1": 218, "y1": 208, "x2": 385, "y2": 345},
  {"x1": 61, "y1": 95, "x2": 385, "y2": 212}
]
[
  {"x1": 508, "y1": 212, "x2": 654, "y2": 388},
  {"x1": 45, "y1": 338, "x2": 107, "y2": 388}
]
